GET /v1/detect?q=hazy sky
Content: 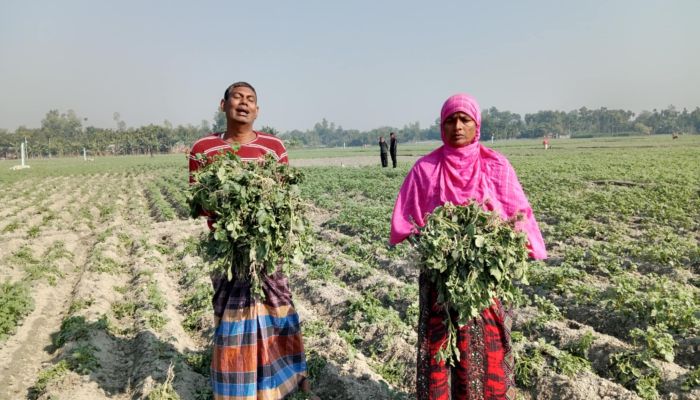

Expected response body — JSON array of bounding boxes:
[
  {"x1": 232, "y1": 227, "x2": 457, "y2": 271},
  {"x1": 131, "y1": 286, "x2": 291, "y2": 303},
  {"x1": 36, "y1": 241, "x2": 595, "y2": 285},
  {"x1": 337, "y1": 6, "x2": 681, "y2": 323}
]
[{"x1": 1, "y1": 0, "x2": 698, "y2": 132}]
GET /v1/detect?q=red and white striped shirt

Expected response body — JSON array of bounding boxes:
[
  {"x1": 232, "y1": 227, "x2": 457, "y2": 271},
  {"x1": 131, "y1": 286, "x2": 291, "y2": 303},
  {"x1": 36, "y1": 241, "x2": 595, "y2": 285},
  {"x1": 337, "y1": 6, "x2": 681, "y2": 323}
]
[
  {"x1": 188, "y1": 131, "x2": 288, "y2": 183},
  {"x1": 188, "y1": 131, "x2": 289, "y2": 226}
]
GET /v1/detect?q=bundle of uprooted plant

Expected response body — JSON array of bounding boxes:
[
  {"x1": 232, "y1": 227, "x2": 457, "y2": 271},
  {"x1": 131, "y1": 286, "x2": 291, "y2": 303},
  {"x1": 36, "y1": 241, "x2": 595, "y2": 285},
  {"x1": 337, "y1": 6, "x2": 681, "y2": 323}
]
[
  {"x1": 188, "y1": 151, "x2": 310, "y2": 299},
  {"x1": 415, "y1": 201, "x2": 530, "y2": 366}
]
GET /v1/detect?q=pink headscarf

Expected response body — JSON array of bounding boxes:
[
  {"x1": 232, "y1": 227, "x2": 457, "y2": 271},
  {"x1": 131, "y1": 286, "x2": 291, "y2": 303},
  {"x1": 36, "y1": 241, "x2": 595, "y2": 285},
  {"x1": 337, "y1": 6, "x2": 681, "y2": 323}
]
[{"x1": 389, "y1": 94, "x2": 547, "y2": 259}]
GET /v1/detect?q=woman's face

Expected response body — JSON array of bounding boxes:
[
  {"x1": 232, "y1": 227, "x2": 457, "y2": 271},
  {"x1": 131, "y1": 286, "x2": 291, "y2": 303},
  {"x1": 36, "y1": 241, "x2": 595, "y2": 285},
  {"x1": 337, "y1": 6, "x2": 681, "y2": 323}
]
[{"x1": 443, "y1": 112, "x2": 477, "y2": 147}]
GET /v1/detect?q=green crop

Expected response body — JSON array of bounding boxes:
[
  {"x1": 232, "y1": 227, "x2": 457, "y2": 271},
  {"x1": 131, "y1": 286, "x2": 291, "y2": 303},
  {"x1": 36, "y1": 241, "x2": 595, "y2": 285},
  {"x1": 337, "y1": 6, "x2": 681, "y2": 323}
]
[
  {"x1": 630, "y1": 324, "x2": 675, "y2": 362},
  {"x1": 188, "y1": 151, "x2": 310, "y2": 299},
  {"x1": 515, "y1": 347, "x2": 545, "y2": 388},
  {"x1": 682, "y1": 366, "x2": 700, "y2": 391},
  {"x1": 415, "y1": 201, "x2": 530, "y2": 365},
  {"x1": 566, "y1": 331, "x2": 596, "y2": 358},
  {"x1": 0, "y1": 281, "x2": 34, "y2": 341},
  {"x1": 609, "y1": 350, "x2": 661, "y2": 400}
]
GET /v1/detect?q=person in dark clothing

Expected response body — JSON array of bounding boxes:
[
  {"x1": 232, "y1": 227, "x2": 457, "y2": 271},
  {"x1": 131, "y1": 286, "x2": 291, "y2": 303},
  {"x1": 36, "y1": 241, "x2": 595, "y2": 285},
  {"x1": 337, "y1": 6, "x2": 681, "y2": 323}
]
[
  {"x1": 379, "y1": 136, "x2": 389, "y2": 167},
  {"x1": 390, "y1": 132, "x2": 398, "y2": 168}
]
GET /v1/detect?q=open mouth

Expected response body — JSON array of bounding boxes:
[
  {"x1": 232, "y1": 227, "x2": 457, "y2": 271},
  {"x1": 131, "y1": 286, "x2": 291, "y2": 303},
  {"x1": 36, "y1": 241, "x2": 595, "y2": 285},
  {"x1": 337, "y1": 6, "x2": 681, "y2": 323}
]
[{"x1": 236, "y1": 108, "x2": 249, "y2": 117}]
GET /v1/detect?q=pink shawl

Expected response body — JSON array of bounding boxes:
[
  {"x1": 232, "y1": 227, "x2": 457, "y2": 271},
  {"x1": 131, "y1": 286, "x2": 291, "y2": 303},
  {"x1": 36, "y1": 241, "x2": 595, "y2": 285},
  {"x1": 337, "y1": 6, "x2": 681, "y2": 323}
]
[{"x1": 389, "y1": 94, "x2": 547, "y2": 259}]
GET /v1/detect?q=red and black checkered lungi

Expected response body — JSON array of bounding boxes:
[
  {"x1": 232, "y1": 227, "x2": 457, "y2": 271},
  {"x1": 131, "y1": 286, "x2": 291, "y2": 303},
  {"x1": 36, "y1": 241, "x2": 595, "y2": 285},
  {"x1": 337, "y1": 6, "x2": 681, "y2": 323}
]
[{"x1": 416, "y1": 274, "x2": 516, "y2": 400}]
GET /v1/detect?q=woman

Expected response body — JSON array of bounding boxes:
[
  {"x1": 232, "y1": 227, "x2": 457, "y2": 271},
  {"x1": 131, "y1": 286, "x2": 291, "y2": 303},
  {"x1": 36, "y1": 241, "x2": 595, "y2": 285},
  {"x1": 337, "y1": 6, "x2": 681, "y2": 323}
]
[{"x1": 390, "y1": 94, "x2": 547, "y2": 399}]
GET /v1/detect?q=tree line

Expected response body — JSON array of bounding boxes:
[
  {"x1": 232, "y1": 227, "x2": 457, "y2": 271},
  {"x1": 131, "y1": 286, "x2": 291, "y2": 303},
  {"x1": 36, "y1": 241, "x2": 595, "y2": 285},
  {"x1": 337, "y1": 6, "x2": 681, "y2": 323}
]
[
  {"x1": 285, "y1": 105, "x2": 700, "y2": 147},
  {"x1": 1, "y1": 105, "x2": 698, "y2": 158}
]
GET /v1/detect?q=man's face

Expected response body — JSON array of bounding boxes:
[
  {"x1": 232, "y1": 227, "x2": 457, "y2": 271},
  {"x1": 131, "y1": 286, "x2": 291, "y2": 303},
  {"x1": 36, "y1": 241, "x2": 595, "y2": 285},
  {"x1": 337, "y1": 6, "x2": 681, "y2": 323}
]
[
  {"x1": 220, "y1": 86, "x2": 258, "y2": 125},
  {"x1": 443, "y1": 112, "x2": 477, "y2": 147}
]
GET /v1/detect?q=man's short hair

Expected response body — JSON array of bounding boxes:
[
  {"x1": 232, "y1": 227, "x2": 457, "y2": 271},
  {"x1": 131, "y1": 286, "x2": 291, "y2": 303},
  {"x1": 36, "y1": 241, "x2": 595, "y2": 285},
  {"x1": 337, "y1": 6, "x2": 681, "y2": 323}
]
[{"x1": 224, "y1": 82, "x2": 257, "y2": 101}]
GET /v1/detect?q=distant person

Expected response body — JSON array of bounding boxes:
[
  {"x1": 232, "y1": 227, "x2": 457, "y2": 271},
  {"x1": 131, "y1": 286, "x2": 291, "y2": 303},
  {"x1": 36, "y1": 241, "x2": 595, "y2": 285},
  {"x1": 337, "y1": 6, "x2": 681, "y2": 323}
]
[
  {"x1": 379, "y1": 136, "x2": 389, "y2": 167},
  {"x1": 390, "y1": 93, "x2": 547, "y2": 399},
  {"x1": 188, "y1": 81, "x2": 318, "y2": 400},
  {"x1": 543, "y1": 135, "x2": 550, "y2": 150},
  {"x1": 390, "y1": 132, "x2": 398, "y2": 168}
]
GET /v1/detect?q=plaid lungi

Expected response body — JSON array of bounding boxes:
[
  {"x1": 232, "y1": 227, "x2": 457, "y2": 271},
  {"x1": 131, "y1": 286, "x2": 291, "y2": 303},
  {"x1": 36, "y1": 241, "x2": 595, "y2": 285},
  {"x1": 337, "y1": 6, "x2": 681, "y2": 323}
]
[{"x1": 211, "y1": 270, "x2": 307, "y2": 400}]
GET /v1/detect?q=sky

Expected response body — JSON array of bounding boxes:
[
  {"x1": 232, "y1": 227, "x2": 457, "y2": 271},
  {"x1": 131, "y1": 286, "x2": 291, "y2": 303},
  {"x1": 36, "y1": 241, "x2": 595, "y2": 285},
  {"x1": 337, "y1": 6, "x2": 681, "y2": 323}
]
[{"x1": 1, "y1": 0, "x2": 699, "y2": 133}]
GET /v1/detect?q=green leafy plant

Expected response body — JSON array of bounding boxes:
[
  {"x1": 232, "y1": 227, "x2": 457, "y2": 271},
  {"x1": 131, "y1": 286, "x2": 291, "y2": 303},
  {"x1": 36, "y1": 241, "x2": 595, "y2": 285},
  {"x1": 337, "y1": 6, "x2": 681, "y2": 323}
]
[
  {"x1": 515, "y1": 347, "x2": 545, "y2": 388},
  {"x1": 609, "y1": 350, "x2": 661, "y2": 400},
  {"x1": 0, "y1": 280, "x2": 34, "y2": 340},
  {"x1": 536, "y1": 338, "x2": 591, "y2": 378},
  {"x1": 566, "y1": 330, "x2": 596, "y2": 358},
  {"x1": 553, "y1": 351, "x2": 591, "y2": 377},
  {"x1": 29, "y1": 360, "x2": 70, "y2": 399},
  {"x1": 682, "y1": 366, "x2": 700, "y2": 391},
  {"x1": 52, "y1": 315, "x2": 108, "y2": 348},
  {"x1": 2, "y1": 220, "x2": 20, "y2": 233},
  {"x1": 188, "y1": 151, "x2": 310, "y2": 299},
  {"x1": 27, "y1": 225, "x2": 41, "y2": 238},
  {"x1": 29, "y1": 342, "x2": 100, "y2": 398},
  {"x1": 415, "y1": 202, "x2": 529, "y2": 365},
  {"x1": 145, "y1": 182, "x2": 177, "y2": 222},
  {"x1": 181, "y1": 282, "x2": 213, "y2": 333},
  {"x1": 69, "y1": 343, "x2": 100, "y2": 374},
  {"x1": 630, "y1": 324, "x2": 675, "y2": 362},
  {"x1": 301, "y1": 319, "x2": 326, "y2": 338},
  {"x1": 24, "y1": 261, "x2": 64, "y2": 285},
  {"x1": 529, "y1": 294, "x2": 563, "y2": 329},
  {"x1": 184, "y1": 350, "x2": 212, "y2": 376},
  {"x1": 68, "y1": 297, "x2": 94, "y2": 314},
  {"x1": 144, "y1": 311, "x2": 169, "y2": 331},
  {"x1": 305, "y1": 350, "x2": 327, "y2": 384},
  {"x1": 112, "y1": 301, "x2": 137, "y2": 319},
  {"x1": 147, "y1": 281, "x2": 167, "y2": 312},
  {"x1": 604, "y1": 273, "x2": 697, "y2": 333},
  {"x1": 306, "y1": 253, "x2": 336, "y2": 281},
  {"x1": 375, "y1": 358, "x2": 406, "y2": 386}
]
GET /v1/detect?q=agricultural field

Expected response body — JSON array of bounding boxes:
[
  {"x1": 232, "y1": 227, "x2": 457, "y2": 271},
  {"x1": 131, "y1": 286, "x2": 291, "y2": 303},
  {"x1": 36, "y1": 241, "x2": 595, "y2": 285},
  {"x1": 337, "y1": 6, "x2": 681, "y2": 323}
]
[{"x1": 0, "y1": 135, "x2": 698, "y2": 400}]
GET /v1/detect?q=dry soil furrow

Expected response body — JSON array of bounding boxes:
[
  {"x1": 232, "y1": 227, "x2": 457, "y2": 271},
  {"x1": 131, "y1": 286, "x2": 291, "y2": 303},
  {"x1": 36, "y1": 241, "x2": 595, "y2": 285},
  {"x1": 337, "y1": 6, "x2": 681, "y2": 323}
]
[
  {"x1": 293, "y1": 297, "x2": 412, "y2": 400},
  {"x1": 530, "y1": 316, "x2": 700, "y2": 399},
  {"x1": 34, "y1": 220, "x2": 208, "y2": 399},
  {"x1": 0, "y1": 231, "x2": 90, "y2": 399},
  {"x1": 290, "y1": 262, "x2": 417, "y2": 394},
  {"x1": 0, "y1": 177, "x2": 64, "y2": 219}
]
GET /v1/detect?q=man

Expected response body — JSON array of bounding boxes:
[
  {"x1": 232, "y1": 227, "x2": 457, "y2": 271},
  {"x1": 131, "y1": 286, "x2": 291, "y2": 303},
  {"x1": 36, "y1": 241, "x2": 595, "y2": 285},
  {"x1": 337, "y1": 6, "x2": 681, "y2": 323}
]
[
  {"x1": 389, "y1": 131, "x2": 398, "y2": 168},
  {"x1": 379, "y1": 136, "x2": 389, "y2": 167},
  {"x1": 189, "y1": 82, "x2": 317, "y2": 400}
]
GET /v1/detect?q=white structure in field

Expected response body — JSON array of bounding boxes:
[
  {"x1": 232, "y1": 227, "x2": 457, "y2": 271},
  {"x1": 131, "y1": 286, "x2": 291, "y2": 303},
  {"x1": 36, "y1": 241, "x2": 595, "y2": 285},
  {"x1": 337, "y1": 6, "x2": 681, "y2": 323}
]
[
  {"x1": 83, "y1": 147, "x2": 94, "y2": 161},
  {"x1": 11, "y1": 141, "x2": 30, "y2": 170}
]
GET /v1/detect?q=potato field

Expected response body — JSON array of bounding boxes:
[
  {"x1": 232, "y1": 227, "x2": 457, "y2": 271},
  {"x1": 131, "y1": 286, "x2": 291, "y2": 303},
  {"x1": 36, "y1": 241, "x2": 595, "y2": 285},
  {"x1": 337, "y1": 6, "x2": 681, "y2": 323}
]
[{"x1": 0, "y1": 136, "x2": 698, "y2": 400}]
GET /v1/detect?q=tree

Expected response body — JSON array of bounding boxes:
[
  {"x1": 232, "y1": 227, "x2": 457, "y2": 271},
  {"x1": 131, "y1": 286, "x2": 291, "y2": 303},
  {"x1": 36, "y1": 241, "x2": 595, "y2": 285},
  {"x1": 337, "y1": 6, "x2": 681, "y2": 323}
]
[
  {"x1": 523, "y1": 110, "x2": 565, "y2": 138},
  {"x1": 259, "y1": 125, "x2": 279, "y2": 136},
  {"x1": 482, "y1": 107, "x2": 524, "y2": 140},
  {"x1": 634, "y1": 123, "x2": 652, "y2": 135},
  {"x1": 212, "y1": 110, "x2": 226, "y2": 132},
  {"x1": 40, "y1": 109, "x2": 83, "y2": 156},
  {"x1": 113, "y1": 112, "x2": 126, "y2": 132}
]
